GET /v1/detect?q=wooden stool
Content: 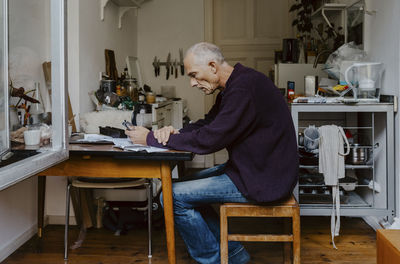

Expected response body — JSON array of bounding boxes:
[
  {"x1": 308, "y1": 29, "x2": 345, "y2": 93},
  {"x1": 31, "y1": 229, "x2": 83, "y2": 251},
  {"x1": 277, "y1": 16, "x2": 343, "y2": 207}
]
[{"x1": 220, "y1": 195, "x2": 300, "y2": 264}]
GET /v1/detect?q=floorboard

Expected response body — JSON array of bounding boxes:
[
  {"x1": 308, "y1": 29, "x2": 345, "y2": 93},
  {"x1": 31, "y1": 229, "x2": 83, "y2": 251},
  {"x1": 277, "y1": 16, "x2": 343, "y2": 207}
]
[{"x1": 3, "y1": 216, "x2": 376, "y2": 264}]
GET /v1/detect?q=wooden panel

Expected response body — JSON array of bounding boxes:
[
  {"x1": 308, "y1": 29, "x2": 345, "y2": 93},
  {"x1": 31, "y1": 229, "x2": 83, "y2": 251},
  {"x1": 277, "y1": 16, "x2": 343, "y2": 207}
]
[
  {"x1": 214, "y1": 0, "x2": 248, "y2": 41},
  {"x1": 38, "y1": 156, "x2": 162, "y2": 178},
  {"x1": 160, "y1": 162, "x2": 176, "y2": 264},
  {"x1": 214, "y1": 0, "x2": 292, "y2": 45},
  {"x1": 254, "y1": 0, "x2": 290, "y2": 40},
  {"x1": 377, "y1": 229, "x2": 400, "y2": 264},
  {"x1": 228, "y1": 234, "x2": 294, "y2": 242},
  {"x1": 255, "y1": 57, "x2": 275, "y2": 76},
  {"x1": 223, "y1": 56, "x2": 248, "y2": 66},
  {"x1": 220, "y1": 205, "x2": 229, "y2": 264}
]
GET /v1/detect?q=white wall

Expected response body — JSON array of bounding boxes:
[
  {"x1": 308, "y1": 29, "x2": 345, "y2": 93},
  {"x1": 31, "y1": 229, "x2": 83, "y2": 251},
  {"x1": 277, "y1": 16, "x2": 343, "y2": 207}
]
[
  {"x1": 137, "y1": 0, "x2": 206, "y2": 167},
  {"x1": 68, "y1": 0, "x2": 138, "y2": 127},
  {"x1": 363, "y1": 0, "x2": 400, "y2": 216},
  {"x1": 0, "y1": 177, "x2": 37, "y2": 262},
  {"x1": 137, "y1": 0, "x2": 205, "y2": 121},
  {"x1": 0, "y1": 1, "x2": 50, "y2": 261}
]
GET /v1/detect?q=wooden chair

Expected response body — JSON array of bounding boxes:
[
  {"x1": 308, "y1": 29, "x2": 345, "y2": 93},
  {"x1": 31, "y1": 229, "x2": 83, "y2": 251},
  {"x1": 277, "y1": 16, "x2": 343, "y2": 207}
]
[
  {"x1": 64, "y1": 177, "x2": 153, "y2": 260},
  {"x1": 220, "y1": 194, "x2": 300, "y2": 264}
]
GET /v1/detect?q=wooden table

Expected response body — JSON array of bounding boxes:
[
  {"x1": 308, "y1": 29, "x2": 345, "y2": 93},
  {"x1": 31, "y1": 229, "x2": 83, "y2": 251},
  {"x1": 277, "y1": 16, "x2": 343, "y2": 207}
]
[{"x1": 36, "y1": 143, "x2": 193, "y2": 264}]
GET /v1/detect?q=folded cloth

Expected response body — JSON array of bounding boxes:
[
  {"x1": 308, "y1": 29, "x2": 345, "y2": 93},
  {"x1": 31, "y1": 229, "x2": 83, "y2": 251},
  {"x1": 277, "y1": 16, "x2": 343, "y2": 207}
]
[{"x1": 318, "y1": 125, "x2": 350, "y2": 249}]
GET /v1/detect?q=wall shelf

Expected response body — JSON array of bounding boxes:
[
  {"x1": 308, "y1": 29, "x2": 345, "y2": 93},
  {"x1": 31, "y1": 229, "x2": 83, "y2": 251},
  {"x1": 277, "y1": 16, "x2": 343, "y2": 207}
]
[
  {"x1": 100, "y1": 0, "x2": 149, "y2": 29},
  {"x1": 311, "y1": 3, "x2": 347, "y2": 42},
  {"x1": 311, "y1": 3, "x2": 347, "y2": 18}
]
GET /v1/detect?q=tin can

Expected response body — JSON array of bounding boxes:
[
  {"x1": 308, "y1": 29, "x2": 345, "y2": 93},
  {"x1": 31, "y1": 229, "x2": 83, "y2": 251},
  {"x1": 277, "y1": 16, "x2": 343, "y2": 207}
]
[{"x1": 287, "y1": 81, "x2": 295, "y2": 100}]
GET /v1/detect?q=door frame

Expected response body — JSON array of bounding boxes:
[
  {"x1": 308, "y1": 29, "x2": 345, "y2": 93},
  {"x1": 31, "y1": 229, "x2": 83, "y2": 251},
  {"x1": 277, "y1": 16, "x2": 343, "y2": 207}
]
[{"x1": 203, "y1": 0, "x2": 215, "y2": 167}]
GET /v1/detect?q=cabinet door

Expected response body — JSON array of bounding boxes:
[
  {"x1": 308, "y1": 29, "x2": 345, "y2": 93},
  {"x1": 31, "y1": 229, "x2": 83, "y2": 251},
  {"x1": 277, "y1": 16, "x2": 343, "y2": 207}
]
[{"x1": 0, "y1": 0, "x2": 68, "y2": 190}]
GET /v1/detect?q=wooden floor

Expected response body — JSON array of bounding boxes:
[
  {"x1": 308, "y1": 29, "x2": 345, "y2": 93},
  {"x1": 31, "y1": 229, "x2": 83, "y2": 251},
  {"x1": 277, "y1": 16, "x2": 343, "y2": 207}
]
[{"x1": 3, "y1": 216, "x2": 376, "y2": 264}]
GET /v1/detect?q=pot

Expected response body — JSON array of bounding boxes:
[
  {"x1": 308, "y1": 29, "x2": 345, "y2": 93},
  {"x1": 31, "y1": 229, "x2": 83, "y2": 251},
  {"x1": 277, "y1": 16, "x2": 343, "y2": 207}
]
[{"x1": 349, "y1": 144, "x2": 367, "y2": 165}]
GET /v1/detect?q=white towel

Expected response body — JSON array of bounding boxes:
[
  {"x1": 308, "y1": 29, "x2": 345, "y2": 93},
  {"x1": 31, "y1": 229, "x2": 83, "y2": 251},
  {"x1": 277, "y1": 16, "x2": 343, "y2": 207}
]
[{"x1": 318, "y1": 125, "x2": 350, "y2": 249}]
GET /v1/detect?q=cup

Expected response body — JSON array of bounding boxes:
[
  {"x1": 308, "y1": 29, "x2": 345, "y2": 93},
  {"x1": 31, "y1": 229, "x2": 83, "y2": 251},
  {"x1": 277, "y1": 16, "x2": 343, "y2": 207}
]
[{"x1": 24, "y1": 129, "x2": 41, "y2": 146}]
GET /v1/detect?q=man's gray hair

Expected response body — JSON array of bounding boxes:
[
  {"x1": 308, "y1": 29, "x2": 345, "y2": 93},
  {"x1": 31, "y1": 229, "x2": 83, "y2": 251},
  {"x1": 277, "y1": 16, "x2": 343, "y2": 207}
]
[{"x1": 186, "y1": 42, "x2": 225, "y2": 65}]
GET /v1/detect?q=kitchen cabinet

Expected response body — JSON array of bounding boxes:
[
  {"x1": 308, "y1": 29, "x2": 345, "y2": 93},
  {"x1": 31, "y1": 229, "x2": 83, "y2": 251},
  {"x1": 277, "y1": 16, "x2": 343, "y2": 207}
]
[
  {"x1": 0, "y1": 0, "x2": 68, "y2": 191},
  {"x1": 151, "y1": 99, "x2": 185, "y2": 130},
  {"x1": 291, "y1": 102, "x2": 395, "y2": 222}
]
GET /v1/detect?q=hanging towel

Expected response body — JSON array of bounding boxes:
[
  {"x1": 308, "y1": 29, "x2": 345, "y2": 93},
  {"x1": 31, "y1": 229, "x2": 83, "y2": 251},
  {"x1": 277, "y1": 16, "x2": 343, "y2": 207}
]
[{"x1": 318, "y1": 125, "x2": 350, "y2": 249}]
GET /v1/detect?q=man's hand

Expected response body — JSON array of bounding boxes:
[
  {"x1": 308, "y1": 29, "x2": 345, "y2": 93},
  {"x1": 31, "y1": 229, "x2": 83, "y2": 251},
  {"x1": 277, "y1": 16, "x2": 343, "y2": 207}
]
[
  {"x1": 125, "y1": 126, "x2": 150, "y2": 145},
  {"x1": 153, "y1": 126, "x2": 180, "y2": 146}
]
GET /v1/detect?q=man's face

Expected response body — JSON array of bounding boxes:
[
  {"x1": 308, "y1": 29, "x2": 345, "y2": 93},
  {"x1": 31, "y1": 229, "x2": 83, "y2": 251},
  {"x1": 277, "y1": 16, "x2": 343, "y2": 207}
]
[{"x1": 184, "y1": 53, "x2": 219, "y2": 95}]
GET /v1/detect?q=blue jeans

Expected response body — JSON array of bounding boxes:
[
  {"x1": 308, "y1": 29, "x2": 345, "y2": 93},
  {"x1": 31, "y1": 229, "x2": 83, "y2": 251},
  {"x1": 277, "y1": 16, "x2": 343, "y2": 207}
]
[{"x1": 160, "y1": 164, "x2": 251, "y2": 264}]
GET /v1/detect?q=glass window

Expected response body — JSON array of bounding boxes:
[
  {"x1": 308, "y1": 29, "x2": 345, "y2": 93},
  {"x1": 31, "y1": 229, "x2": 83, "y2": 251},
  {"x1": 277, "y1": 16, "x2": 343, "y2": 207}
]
[{"x1": 0, "y1": 0, "x2": 68, "y2": 190}]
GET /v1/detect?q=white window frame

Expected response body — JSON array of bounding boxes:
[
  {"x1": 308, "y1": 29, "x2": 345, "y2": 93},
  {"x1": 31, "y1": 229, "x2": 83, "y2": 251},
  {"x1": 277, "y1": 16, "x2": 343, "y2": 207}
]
[{"x1": 0, "y1": 0, "x2": 68, "y2": 191}]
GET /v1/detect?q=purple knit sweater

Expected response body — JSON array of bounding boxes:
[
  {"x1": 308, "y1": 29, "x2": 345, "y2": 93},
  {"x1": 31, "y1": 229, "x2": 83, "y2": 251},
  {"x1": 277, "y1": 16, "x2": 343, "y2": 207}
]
[{"x1": 147, "y1": 63, "x2": 298, "y2": 202}]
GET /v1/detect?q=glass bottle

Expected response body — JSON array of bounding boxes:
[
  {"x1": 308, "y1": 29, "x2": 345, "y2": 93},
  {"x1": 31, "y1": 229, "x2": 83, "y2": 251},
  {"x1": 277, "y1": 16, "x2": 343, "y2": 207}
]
[{"x1": 30, "y1": 82, "x2": 44, "y2": 115}]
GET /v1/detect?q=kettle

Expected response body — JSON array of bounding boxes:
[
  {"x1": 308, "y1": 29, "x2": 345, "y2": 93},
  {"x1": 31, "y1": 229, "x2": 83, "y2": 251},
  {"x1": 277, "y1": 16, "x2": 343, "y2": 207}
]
[{"x1": 344, "y1": 62, "x2": 384, "y2": 102}]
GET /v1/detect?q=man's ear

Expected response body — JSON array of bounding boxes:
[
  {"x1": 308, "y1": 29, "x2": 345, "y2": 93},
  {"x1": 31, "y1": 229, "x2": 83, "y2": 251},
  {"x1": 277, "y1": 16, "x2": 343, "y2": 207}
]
[{"x1": 208, "y1": 61, "x2": 217, "y2": 74}]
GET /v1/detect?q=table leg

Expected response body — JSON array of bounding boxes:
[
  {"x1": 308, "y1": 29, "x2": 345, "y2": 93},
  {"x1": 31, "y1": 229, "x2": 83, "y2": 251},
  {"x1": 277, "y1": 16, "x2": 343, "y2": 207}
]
[
  {"x1": 161, "y1": 161, "x2": 176, "y2": 264},
  {"x1": 38, "y1": 176, "x2": 46, "y2": 238}
]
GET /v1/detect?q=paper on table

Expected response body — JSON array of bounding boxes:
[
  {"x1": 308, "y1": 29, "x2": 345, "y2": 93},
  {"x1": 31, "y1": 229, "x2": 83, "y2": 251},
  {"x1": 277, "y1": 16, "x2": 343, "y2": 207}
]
[
  {"x1": 111, "y1": 138, "x2": 168, "y2": 153},
  {"x1": 76, "y1": 134, "x2": 114, "y2": 142}
]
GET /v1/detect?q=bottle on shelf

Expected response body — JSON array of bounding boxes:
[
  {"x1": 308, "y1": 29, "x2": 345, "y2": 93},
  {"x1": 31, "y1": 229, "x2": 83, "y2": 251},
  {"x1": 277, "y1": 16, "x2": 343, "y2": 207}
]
[{"x1": 30, "y1": 82, "x2": 44, "y2": 115}]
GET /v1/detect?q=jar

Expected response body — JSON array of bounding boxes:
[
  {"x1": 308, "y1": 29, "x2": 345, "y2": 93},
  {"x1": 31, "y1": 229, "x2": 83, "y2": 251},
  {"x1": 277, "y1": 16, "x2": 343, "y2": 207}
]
[
  {"x1": 146, "y1": 92, "x2": 156, "y2": 104},
  {"x1": 138, "y1": 91, "x2": 146, "y2": 103},
  {"x1": 101, "y1": 79, "x2": 116, "y2": 93},
  {"x1": 123, "y1": 78, "x2": 138, "y2": 101}
]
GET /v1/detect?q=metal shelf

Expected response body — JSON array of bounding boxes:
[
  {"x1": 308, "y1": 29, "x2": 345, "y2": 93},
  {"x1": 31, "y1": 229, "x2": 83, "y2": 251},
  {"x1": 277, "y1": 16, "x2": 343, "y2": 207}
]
[
  {"x1": 299, "y1": 184, "x2": 369, "y2": 188},
  {"x1": 300, "y1": 164, "x2": 373, "y2": 169},
  {"x1": 291, "y1": 102, "x2": 395, "y2": 222},
  {"x1": 300, "y1": 191, "x2": 370, "y2": 207},
  {"x1": 299, "y1": 126, "x2": 372, "y2": 129},
  {"x1": 311, "y1": 3, "x2": 347, "y2": 18}
]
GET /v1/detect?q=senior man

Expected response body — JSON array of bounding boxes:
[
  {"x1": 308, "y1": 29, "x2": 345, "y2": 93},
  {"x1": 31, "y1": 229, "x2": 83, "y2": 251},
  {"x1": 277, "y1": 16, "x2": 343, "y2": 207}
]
[{"x1": 126, "y1": 42, "x2": 298, "y2": 264}]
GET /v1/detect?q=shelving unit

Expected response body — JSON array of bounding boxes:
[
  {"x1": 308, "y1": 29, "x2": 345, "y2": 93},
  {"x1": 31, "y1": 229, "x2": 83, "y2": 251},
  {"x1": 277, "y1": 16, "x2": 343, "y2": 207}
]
[
  {"x1": 100, "y1": 0, "x2": 150, "y2": 29},
  {"x1": 291, "y1": 103, "x2": 395, "y2": 221},
  {"x1": 311, "y1": 3, "x2": 348, "y2": 42}
]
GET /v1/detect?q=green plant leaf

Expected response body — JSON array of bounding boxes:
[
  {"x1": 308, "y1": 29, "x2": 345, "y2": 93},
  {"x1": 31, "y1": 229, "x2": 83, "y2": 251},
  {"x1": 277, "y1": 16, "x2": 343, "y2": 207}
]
[
  {"x1": 292, "y1": 19, "x2": 299, "y2": 26},
  {"x1": 289, "y1": 4, "x2": 300, "y2": 12}
]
